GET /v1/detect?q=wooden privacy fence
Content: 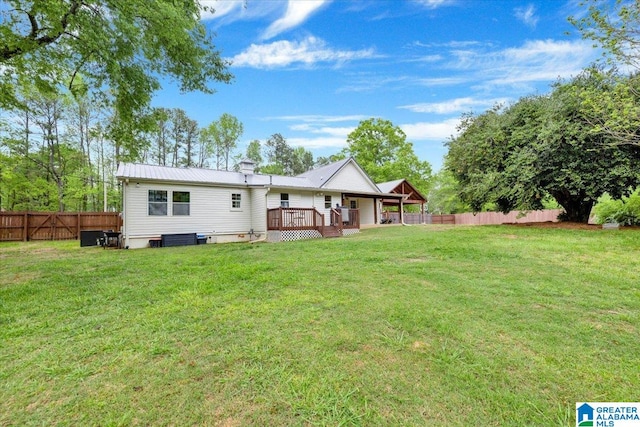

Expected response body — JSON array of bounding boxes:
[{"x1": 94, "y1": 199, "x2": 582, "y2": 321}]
[
  {"x1": 387, "y1": 213, "x2": 456, "y2": 224},
  {"x1": 387, "y1": 209, "x2": 563, "y2": 226},
  {"x1": 0, "y1": 212, "x2": 121, "y2": 242}
]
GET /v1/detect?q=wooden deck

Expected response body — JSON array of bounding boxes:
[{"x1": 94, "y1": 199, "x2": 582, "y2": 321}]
[{"x1": 267, "y1": 207, "x2": 359, "y2": 237}]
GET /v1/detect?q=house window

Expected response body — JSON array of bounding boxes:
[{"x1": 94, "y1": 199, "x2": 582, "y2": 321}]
[
  {"x1": 280, "y1": 193, "x2": 289, "y2": 208},
  {"x1": 148, "y1": 190, "x2": 168, "y2": 216},
  {"x1": 324, "y1": 195, "x2": 332, "y2": 209},
  {"x1": 173, "y1": 191, "x2": 190, "y2": 216},
  {"x1": 231, "y1": 193, "x2": 242, "y2": 209},
  {"x1": 350, "y1": 200, "x2": 358, "y2": 209}
]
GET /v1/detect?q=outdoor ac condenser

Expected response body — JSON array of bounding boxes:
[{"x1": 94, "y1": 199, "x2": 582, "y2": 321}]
[{"x1": 341, "y1": 207, "x2": 349, "y2": 222}]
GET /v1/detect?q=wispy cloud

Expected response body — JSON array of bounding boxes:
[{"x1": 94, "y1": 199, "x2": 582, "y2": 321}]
[
  {"x1": 401, "y1": 118, "x2": 461, "y2": 141},
  {"x1": 199, "y1": 0, "x2": 245, "y2": 20},
  {"x1": 412, "y1": 0, "x2": 457, "y2": 9},
  {"x1": 230, "y1": 36, "x2": 377, "y2": 69},
  {"x1": 447, "y1": 39, "x2": 597, "y2": 87},
  {"x1": 265, "y1": 114, "x2": 363, "y2": 149},
  {"x1": 399, "y1": 97, "x2": 509, "y2": 114},
  {"x1": 262, "y1": 0, "x2": 330, "y2": 40},
  {"x1": 267, "y1": 114, "x2": 368, "y2": 123},
  {"x1": 514, "y1": 4, "x2": 539, "y2": 29}
]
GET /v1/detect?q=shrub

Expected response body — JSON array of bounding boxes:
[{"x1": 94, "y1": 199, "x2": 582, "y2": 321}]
[{"x1": 592, "y1": 189, "x2": 640, "y2": 225}]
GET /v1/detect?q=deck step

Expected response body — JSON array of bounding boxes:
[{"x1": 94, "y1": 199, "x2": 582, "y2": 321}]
[{"x1": 322, "y1": 226, "x2": 342, "y2": 238}]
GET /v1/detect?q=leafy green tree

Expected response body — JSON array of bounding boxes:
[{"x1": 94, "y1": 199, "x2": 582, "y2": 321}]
[
  {"x1": 427, "y1": 169, "x2": 470, "y2": 214},
  {"x1": 245, "y1": 140, "x2": 263, "y2": 172},
  {"x1": 446, "y1": 73, "x2": 640, "y2": 223},
  {"x1": 204, "y1": 113, "x2": 243, "y2": 171},
  {"x1": 570, "y1": 2, "x2": 640, "y2": 147},
  {"x1": 342, "y1": 118, "x2": 432, "y2": 194},
  {"x1": 315, "y1": 153, "x2": 346, "y2": 167},
  {"x1": 570, "y1": 0, "x2": 640, "y2": 69},
  {"x1": 0, "y1": 0, "x2": 232, "y2": 150},
  {"x1": 291, "y1": 147, "x2": 315, "y2": 176},
  {"x1": 262, "y1": 134, "x2": 315, "y2": 176}
]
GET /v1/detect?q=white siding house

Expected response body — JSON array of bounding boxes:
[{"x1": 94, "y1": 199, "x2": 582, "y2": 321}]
[{"x1": 117, "y1": 158, "x2": 405, "y2": 248}]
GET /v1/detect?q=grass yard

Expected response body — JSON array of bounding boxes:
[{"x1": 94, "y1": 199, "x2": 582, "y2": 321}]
[{"x1": 1, "y1": 225, "x2": 639, "y2": 426}]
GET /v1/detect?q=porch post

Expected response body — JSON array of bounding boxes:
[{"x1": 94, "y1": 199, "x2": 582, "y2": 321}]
[{"x1": 374, "y1": 198, "x2": 378, "y2": 224}]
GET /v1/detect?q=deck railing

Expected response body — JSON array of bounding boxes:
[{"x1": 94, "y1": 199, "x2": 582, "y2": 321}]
[
  {"x1": 267, "y1": 207, "x2": 323, "y2": 231},
  {"x1": 268, "y1": 207, "x2": 359, "y2": 232}
]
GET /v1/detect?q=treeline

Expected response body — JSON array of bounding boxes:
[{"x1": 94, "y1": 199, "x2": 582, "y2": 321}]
[{"x1": 0, "y1": 88, "x2": 324, "y2": 212}]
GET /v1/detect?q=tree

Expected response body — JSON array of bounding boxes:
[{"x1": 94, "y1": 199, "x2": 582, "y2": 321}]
[
  {"x1": 261, "y1": 133, "x2": 315, "y2": 176},
  {"x1": 315, "y1": 153, "x2": 346, "y2": 167},
  {"x1": 0, "y1": 0, "x2": 232, "y2": 142},
  {"x1": 570, "y1": 2, "x2": 640, "y2": 146},
  {"x1": 570, "y1": 0, "x2": 640, "y2": 70},
  {"x1": 446, "y1": 73, "x2": 640, "y2": 223},
  {"x1": 291, "y1": 146, "x2": 315, "y2": 175},
  {"x1": 427, "y1": 169, "x2": 470, "y2": 214},
  {"x1": 204, "y1": 113, "x2": 243, "y2": 171},
  {"x1": 244, "y1": 140, "x2": 263, "y2": 172},
  {"x1": 342, "y1": 118, "x2": 432, "y2": 194},
  {"x1": 264, "y1": 133, "x2": 292, "y2": 175}
]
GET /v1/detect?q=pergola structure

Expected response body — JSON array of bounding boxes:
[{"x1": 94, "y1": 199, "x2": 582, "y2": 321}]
[{"x1": 377, "y1": 179, "x2": 427, "y2": 224}]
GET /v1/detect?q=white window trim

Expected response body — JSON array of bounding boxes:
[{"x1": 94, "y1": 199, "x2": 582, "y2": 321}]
[{"x1": 231, "y1": 192, "x2": 242, "y2": 211}]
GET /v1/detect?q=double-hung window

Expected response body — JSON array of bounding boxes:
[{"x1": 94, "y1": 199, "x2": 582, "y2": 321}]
[
  {"x1": 172, "y1": 191, "x2": 190, "y2": 216},
  {"x1": 280, "y1": 193, "x2": 290, "y2": 208},
  {"x1": 231, "y1": 193, "x2": 242, "y2": 210},
  {"x1": 324, "y1": 195, "x2": 332, "y2": 209},
  {"x1": 148, "y1": 190, "x2": 168, "y2": 216}
]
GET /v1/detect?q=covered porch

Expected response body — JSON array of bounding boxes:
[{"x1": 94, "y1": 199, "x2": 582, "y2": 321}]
[{"x1": 377, "y1": 179, "x2": 427, "y2": 224}]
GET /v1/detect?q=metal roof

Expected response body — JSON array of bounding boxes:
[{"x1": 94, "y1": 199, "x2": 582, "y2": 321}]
[
  {"x1": 376, "y1": 179, "x2": 405, "y2": 193},
  {"x1": 297, "y1": 158, "x2": 351, "y2": 187},
  {"x1": 117, "y1": 163, "x2": 322, "y2": 190},
  {"x1": 116, "y1": 160, "x2": 404, "y2": 197}
]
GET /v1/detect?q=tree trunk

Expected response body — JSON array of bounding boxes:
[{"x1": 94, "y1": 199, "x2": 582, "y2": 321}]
[{"x1": 551, "y1": 190, "x2": 594, "y2": 223}]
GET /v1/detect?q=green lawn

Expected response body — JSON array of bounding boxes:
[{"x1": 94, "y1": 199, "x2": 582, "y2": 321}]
[{"x1": 1, "y1": 225, "x2": 639, "y2": 426}]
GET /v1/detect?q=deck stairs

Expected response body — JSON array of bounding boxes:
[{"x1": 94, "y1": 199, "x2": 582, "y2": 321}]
[{"x1": 321, "y1": 225, "x2": 342, "y2": 238}]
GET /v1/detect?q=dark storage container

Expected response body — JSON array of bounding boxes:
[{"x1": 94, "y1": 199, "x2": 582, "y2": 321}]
[
  {"x1": 80, "y1": 230, "x2": 103, "y2": 247},
  {"x1": 161, "y1": 233, "x2": 197, "y2": 247}
]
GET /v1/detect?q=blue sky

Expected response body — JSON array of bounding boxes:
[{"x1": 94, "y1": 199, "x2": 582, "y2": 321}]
[{"x1": 153, "y1": 0, "x2": 602, "y2": 171}]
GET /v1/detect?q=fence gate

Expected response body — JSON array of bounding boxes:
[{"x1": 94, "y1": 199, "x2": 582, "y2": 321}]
[{"x1": 0, "y1": 212, "x2": 121, "y2": 242}]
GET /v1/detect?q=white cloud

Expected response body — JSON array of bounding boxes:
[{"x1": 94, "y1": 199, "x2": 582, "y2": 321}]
[
  {"x1": 230, "y1": 36, "x2": 376, "y2": 69},
  {"x1": 448, "y1": 39, "x2": 597, "y2": 87},
  {"x1": 413, "y1": 0, "x2": 456, "y2": 9},
  {"x1": 399, "y1": 97, "x2": 509, "y2": 114},
  {"x1": 401, "y1": 118, "x2": 461, "y2": 141},
  {"x1": 262, "y1": 0, "x2": 330, "y2": 40},
  {"x1": 267, "y1": 114, "x2": 362, "y2": 149},
  {"x1": 514, "y1": 4, "x2": 539, "y2": 29},
  {"x1": 288, "y1": 136, "x2": 349, "y2": 149},
  {"x1": 269, "y1": 114, "x2": 367, "y2": 123},
  {"x1": 199, "y1": 0, "x2": 245, "y2": 20}
]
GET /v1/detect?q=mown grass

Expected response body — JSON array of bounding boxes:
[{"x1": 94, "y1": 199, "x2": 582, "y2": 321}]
[{"x1": 1, "y1": 225, "x2": 639, "y2": 426}]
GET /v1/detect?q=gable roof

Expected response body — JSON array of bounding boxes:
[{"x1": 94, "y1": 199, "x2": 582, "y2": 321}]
[
  {"x1": 296, "y1": 158, "x2": 351, "y2": 188},
  {"x1": 376, "y1": 179, "x2": 405, "y2": 194},
  {"x1": 377, "y1": 178, "x2": 427, "y2": 203},
  {"x1": 298, "y1": 157, "x2": 380, "y2": 192}
]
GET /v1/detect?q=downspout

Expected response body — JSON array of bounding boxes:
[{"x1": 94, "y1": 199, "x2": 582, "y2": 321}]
[
  {"x1": 251, "y1": 186, "x2": 270, "y2": 244},
  {"x1": 121, "y1": 179, "x2": 128, "y2": 247}
]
